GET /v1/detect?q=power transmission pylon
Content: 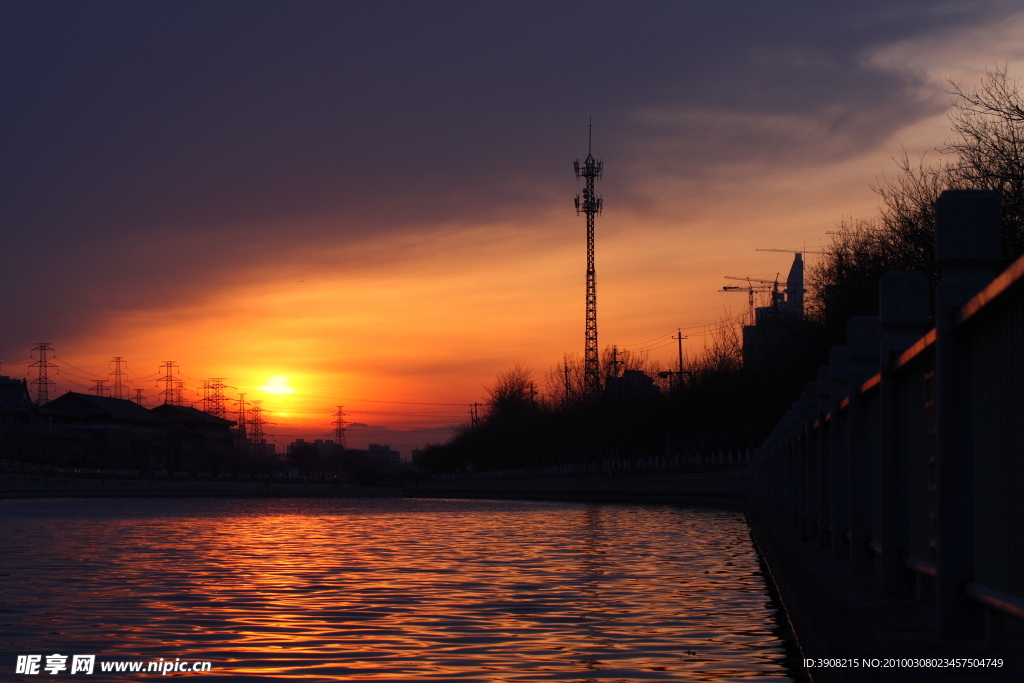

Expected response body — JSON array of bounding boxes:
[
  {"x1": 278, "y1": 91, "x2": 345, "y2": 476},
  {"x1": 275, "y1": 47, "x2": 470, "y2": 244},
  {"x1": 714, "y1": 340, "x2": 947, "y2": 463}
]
[
  {"x1": 332, "y1": 406, "x2": 348, "y2": 448},
  {"x1": 109, "y1": 356, "x2": 127, "y2": 399},
  {"x1": 250, "y1": 400, "x2": 269, "y2": 445},
  {"x1": 158, "y1": 361, "x2": 179, "y2": 405},
  {"x1": 133, "y1": 388, "x2": 146, "y2": 405},
  {"x1": 90, "y1": 379, "x2": 108, "y2": 396},
  {"x1": 199, "y1": 378, "x2": 232, "y2": 417},
  {"x1": 30, "y1": 343, "x2": 57, "y2": 405},
  {"x1": 235, "y1": 393, "x2": 248, "y2": 434},
  {"x1": 574, "y1": 120, "x2": 603, "y2": 398}
]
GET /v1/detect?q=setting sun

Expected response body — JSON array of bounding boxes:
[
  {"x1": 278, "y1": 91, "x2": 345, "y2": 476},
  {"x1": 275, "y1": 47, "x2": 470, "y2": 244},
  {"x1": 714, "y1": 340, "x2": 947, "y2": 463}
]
[{"x1": 258, "y1": 376, "x2": 296, "y2": 395}]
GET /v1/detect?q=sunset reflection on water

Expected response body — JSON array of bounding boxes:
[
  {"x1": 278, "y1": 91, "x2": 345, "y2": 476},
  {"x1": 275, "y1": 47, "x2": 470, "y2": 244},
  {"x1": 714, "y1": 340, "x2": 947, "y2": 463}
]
[{"x1": 3, "y1": 498, "x2": 797, "y2": 681}]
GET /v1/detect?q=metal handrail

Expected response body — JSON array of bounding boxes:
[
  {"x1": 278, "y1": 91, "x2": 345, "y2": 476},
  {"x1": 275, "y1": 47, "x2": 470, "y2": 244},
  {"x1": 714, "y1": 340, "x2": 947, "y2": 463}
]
[{"x1": 966, "y1": 583, "x2": 1024, "y2": 623}]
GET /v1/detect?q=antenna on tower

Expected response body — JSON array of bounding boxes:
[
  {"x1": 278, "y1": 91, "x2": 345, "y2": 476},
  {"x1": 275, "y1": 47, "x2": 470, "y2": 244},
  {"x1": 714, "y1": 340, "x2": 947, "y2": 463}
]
[
  {"x1": 109, "y1": 357, "x2": 127, "y2": 399},
  {"x1": 30, "y1": 343, "x2": 57, "y2": 405},
  {"x1": 332, "y1": 406, "x2": 348, "y2": 448},
  {"x1": 573, "y1": 121, "x2": 603, "y2": 397}
]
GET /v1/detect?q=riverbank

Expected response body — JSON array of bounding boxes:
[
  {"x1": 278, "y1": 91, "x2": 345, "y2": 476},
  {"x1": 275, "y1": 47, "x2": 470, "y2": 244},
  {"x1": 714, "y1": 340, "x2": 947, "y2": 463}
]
[{"x1": 403, "y1": 470, "x2": 746, "y2": 507}]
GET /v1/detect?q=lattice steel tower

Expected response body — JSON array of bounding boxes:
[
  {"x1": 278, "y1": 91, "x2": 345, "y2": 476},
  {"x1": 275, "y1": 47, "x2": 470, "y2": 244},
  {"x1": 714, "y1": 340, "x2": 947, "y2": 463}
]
[
  {"x1": 109, "y1": 357, "x2": 127, "y2": 400},
  {"x1": 200, "y1": 378, "x2": 231, "y2": 418},
  {"x1": 573, "y1": 122, "x2": 603, "y2": 396},
  {"x1": 30, "y1": 343, "x2": 57, "y2": 405},
  {"x1": 158, "y1": 361, "x2": 179, "y2": 405},
  {"x1": 332, "y1": 406, "x2": 348, "y2": 448}
]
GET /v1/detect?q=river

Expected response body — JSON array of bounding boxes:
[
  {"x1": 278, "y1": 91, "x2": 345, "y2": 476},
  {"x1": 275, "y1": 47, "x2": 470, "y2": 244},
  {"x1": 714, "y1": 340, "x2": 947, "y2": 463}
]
[{"x1": 3, "y1": 497, "x2": 802, "y2": 681}]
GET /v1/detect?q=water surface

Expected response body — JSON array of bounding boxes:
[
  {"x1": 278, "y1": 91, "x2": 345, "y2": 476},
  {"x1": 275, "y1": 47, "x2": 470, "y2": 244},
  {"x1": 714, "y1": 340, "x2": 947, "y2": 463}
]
[{"x1": 2, "y1": 498, "x2": 796, "y2": 681}]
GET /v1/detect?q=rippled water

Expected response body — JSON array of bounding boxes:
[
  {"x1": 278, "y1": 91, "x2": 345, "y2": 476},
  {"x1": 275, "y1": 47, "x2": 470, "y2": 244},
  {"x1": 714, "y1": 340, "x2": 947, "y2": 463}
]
[{"x1": 2, "y1": 498, "x2": 798, "y2": 681}]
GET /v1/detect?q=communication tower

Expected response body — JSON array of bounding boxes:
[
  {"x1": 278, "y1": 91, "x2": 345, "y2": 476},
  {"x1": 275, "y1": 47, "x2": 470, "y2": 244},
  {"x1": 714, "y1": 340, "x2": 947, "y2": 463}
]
[
  {"x1": 573, "y1": 121, "x2": 603, "y2": 396},
  {"x1": 30, "y1": 343, "x2": 57, "y2": 405},
  {"x1": 332, "y1": 406, "x2": 348, "y2": 448},
  {"x1": 109, "y1": 357, "x2": 127, "y2": 399}
]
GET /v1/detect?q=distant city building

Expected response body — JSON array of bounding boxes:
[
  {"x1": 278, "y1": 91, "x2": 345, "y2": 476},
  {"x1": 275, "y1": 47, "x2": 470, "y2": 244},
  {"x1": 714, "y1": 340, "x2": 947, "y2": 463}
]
[
  {"x1": 366, "y1": 444, "x2": 401, "y2": 462},
  {"x1": 742, "y1": 252, "x2": 806, "y2": 366},
  {"x1": 286, "y1": 438, "x2": 344, "y2": 458}
]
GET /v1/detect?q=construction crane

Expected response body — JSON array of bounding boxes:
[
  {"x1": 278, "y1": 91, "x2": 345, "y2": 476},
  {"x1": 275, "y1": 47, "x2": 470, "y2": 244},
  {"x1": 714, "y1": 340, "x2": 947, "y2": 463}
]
[
  {"x1": 722, "y1": 283, "x2": 775, "y2": 325},
  {"x1": 724, "y1": 274, "x2": 779, "y2": 286},
  {"x1": 755, "y1": 248, "x2": 822, "y2": 254}
]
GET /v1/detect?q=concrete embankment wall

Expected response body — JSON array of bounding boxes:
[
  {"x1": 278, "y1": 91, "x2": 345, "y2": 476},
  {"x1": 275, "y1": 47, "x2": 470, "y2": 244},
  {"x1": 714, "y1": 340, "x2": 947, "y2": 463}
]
[
  {"x1": 0, "y1": 471, "x2": 400, "y2": 498},
  {"x1": 404, "y1": 471, "x2": 746, "y2": 508}
]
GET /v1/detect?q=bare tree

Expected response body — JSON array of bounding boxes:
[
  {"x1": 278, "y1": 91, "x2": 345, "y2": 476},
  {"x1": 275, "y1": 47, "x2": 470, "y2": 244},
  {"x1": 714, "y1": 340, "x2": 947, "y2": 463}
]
[
  {"x1": 809, "y1": 65, "x2": 1024, "y2": 339},
  {"x1": 485, "y1": 361, "x2": 535, "y2": 420},
  {"x1": 945, "y1": 64, "x2": 1024, "y2": 259}
]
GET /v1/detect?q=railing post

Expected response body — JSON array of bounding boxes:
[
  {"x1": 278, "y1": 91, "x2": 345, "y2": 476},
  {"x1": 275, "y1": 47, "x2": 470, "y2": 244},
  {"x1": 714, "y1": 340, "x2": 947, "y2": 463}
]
[
  {"x1": 816, "y1": 366, "x2": 831, "y2": 548},
  {"x1": 802, "y1": 383, "x2": 818, "y2": 539},
  {"x1": 782, "y1": 402, "x2": 800, "y2": 520},
  {"x1": 878, "y1": 271, "x2": 931, "y2": 597},
  {"x1": 792, "y1": 393, "x2": 807, "y2": 531},
  {"x1": 847, "y1": 316, "x2": 881, "y2": 575},
  {"x1": 829, "y1": 346, "x2": 850, "y2": 559},
  {"x1": 934, "y1": 189, "x2": 1000, "y2": 637}
]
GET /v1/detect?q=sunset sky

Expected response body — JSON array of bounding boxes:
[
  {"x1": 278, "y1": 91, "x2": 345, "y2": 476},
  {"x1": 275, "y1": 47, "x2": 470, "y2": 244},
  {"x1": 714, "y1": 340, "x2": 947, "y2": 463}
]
[{"x1": 2, "y1": 2, "x2": 1023, "y2": 450}]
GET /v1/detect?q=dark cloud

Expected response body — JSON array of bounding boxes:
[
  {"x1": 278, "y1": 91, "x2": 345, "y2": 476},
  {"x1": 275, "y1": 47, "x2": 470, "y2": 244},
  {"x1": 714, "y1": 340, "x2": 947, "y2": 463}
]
[{"x1": 0, "y1": 0, "x2": 1016, "y2": 347}]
